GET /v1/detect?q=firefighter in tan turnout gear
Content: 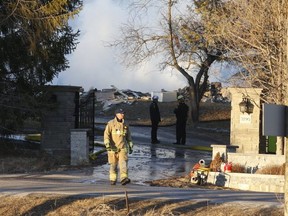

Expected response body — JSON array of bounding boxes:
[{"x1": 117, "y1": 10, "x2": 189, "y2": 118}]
[{"x1": 104, "y1": 108, "x2": 133, "y2": 185}]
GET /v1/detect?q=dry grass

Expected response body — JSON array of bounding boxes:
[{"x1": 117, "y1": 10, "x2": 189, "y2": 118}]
[
  {"x1": 256, "y1": 164, "x2": 285, "y2": 175},
  {"x1": 0, "y1": 194, "x2": 283, "y2": 216},
  {"x1": 0, "y1": 139, "x2": 58, "y2": 174},
  {"x1": 231, "y1": 163, "x2": 246, "y2": 173}
]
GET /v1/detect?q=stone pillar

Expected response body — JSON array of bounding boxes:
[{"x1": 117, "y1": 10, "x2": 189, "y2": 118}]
[
  {"x1": 41, "y1": 85, "x2": 82, "y2": 164},
  {"x1": 211, "y1": 144, "x2": 238, "y2": 162},
  {"x1": 70, "y1": 129, "x2": 90, "y2": 165},
  {"x1": 229, "y1": 88, "x2": 263, "y2": 154}
]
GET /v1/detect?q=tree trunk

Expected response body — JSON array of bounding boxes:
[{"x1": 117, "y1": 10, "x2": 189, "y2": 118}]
[{"x1": 188, "y1": 85, "x2": 199, "y2": 125}]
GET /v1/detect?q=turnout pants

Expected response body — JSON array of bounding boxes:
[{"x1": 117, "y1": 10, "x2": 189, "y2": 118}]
[{"x1": 107, "y1": 148, "x2": 128, "y2": 182}]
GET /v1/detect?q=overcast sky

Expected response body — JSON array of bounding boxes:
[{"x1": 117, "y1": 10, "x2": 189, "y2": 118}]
[{"x1": 51, "y1": 0, "x2": 189, "y2": 93}]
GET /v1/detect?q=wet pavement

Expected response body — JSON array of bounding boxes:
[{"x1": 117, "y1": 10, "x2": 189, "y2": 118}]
[{"x1": 92, "y1": 119, "x2": 213, "y2": 185}]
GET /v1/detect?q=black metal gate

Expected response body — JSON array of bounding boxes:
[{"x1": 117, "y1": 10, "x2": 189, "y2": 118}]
[{"x1": 78, "y1": 88, "x2": 96, "y2": 152}]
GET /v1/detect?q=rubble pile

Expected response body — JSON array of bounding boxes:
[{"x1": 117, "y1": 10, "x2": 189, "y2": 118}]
[{"x1": 82, "y1": 83, "x2": 230, "y2": 114}]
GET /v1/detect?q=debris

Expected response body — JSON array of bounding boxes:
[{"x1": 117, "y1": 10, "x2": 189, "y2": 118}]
[
  {"x1": 111, "y1": 85, "x2": 130, "y2": 100},
  {"x1": 102, "y1": 99, "x2": 125, "y2": 111}
]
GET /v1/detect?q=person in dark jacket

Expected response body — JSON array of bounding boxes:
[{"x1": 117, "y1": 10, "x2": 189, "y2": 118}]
[
  {"x1": 173, "y1": 95, "x2": 189, "y2": 145},
  {"x1": 149, "y1": 95, "x2": 161, "y2": 144}
]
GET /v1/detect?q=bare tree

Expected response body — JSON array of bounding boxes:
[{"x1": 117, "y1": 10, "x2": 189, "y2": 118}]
[{"x1": 111, "y1": 0, "x2": 224, "y2": 124}]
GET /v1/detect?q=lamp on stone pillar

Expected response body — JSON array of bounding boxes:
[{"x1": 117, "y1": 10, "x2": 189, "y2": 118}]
[{"x1": 239, "y1": 97, "x2": 254, "y2": 114}]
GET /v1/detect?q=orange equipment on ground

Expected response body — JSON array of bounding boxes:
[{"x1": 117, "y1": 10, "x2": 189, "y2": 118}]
[{"x1": 190, "y1": 159, "x2": 210, "y2": 186}]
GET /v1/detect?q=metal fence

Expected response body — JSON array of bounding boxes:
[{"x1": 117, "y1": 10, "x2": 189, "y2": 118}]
[{"x1": 79, "y1": 89, "x2": 96, "y2": 152}]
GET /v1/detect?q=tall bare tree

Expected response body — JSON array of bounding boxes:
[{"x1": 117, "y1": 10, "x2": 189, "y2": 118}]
[{"x1": 111, "y1": 0, "x2": 224, "y2": 124}]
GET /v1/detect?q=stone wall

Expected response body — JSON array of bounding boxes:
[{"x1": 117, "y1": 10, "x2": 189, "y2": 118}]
[
  {"x1": 227, "y1": 153, "x2": 285, "y2": 170},
  {"x1": 211, "y1": 145, "x2": 285, "y2": 169},
  {"x1": 208, "y1": 172, "x2": 284, "y2": 193},
  {"x1": 209, "y1": 144, "x2": 284, "y2": 193}
]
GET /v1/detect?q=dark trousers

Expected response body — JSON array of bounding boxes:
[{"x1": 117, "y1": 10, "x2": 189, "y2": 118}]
[
  {"x1": 176, "y1": 121, "x2": 186, "y2": 144},
  {"x1": 151, "y1": 121, "x2": 159, "y2": 142}
]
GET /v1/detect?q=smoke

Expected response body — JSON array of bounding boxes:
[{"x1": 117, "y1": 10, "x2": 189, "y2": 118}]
[{"x1": 52, "y1": 0, "x2": 187, "y2": 92}]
